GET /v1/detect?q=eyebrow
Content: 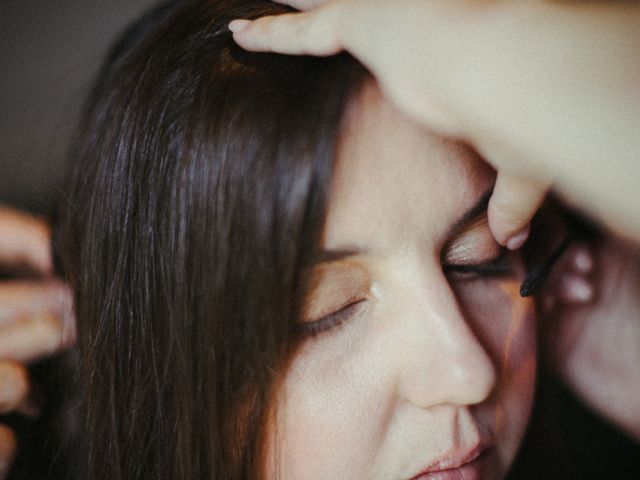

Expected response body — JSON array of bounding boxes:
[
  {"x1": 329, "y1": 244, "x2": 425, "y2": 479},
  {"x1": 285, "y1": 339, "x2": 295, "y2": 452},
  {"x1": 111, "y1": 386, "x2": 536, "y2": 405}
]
[
  {"x1": 309, "y1": 248, "x2": 363, "y2": 266},
  {"x1": 310, "y1": 188, "x2": 493, "y2": 266}
]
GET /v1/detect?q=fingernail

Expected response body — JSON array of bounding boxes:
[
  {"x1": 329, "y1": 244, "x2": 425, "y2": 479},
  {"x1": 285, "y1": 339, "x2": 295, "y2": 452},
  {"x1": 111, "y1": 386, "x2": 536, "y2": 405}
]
[
  {"x1": 506, "y1": 225, "x2": 531, "y2": 250},
  {"x1": 228, "y1": 19, "x2": 251, "y2": 33},
  {"x1": 572, "y1": 247, "x2": 594, "y2": 273},
  {"x1": 564, "y1": 275, "x2": 594, "y2": 302}
]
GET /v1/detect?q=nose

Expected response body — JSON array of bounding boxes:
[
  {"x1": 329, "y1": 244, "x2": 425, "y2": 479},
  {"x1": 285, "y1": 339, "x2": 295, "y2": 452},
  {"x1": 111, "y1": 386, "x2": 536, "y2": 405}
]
[{"x1": 393, "y1": 277, "x2": 498, "y2": 408}]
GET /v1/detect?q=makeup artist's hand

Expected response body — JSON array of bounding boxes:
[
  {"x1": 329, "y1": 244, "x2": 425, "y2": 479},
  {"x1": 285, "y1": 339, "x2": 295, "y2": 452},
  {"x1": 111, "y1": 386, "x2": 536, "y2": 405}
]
[
  {"x1": 231, "y1": 0, "x2": 640, "y2": 248},
  {"x1": 541, "y1": 235, "x2": 640, "y2": 442},
  {"x1": 0, "y1": 205, "x2": 75, "y2": 478}
]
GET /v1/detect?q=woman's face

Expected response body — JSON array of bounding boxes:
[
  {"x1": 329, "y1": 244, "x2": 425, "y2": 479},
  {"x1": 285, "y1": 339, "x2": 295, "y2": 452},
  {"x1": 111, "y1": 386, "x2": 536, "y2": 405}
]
[{"x1": 266, "y1": 85, "x2": 537, "y2": 480}]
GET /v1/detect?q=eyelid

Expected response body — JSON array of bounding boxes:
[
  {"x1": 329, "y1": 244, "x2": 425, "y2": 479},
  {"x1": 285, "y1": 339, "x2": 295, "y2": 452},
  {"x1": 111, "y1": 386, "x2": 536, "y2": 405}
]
[
  {"x1": 300, "y1": 293, "x2": 362, "y2": 325},
  {"x1": 443, "y1": 249, "x2": 512, "y2": 278},
  {"x1": 297, "y1": 261, "x2": 371, "y2": 332},
  {"x1": 443, "y1": 214, "x2": 501, "y2": 266},
  {"x1": 297, "y1": 299, "x2": 366, "y2": 338}
]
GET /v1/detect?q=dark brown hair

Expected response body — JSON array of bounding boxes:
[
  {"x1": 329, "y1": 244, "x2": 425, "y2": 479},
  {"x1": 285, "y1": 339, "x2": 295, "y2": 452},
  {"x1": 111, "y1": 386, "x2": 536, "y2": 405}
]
[{"x1": 56, "y1": 1, "x2": 366, "y2": 478}]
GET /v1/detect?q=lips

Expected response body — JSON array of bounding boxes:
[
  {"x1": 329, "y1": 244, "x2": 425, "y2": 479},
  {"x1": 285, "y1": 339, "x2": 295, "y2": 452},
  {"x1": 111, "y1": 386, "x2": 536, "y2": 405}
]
[{"x1": 408, "y1": 441, "x2": 493, "y2": 480}]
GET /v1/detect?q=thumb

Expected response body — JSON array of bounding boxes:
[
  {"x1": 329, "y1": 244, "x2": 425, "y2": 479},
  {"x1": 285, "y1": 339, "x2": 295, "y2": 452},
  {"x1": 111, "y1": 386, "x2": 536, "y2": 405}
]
[{"x1": 488, "y1": 171, "x2": 550, "y2": 249}]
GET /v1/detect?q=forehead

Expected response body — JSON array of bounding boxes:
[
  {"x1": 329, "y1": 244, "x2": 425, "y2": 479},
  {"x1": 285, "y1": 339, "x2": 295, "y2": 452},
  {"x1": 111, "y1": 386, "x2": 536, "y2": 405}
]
[{"x1": 324, "y1": 84, "x2": 495, "y2": 252}]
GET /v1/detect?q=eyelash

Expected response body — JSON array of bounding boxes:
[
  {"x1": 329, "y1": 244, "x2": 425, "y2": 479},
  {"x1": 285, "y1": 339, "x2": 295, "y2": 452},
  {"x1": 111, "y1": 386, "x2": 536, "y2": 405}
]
[
  {"x1": 296, "y1": 300, "x2": 365, "y2": 338},
  {"x1": 443, "y1": 249, "x2": 513, "y2": 279},
  {"x1": 297, "y1": 250, "x2": 513, "y2": 339}
]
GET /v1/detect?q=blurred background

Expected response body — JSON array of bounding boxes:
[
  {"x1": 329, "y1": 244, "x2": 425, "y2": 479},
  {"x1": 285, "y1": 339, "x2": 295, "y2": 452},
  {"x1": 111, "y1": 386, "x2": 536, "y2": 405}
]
[
  {"x1": 1, "y1": 2, "x2": 159, "y2": 478},
  {"x1": 0, "y1": 0, "x2": 159, "y2": 214}
]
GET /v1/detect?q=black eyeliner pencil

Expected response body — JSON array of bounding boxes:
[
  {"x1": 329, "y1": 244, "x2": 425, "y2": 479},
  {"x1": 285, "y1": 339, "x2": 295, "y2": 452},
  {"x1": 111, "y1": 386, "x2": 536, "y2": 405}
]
[{"x1": 519, "y1": 210, "x2": 599, "y2": 297}]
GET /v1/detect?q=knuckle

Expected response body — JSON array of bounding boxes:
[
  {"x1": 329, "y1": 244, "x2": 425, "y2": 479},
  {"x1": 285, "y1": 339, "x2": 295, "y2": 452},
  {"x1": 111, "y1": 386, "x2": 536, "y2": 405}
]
[
  {"x1": 319, "y1": 5, "x2": 342, "y2": 39},
  {"x1": 494, "y1": 178, "x2": 532, "y2": 204},
  {"x1": 294, "y1": 14, "x2": 312, "y2": 36},
  {"x1": 275, "y1": 14, "x2": 304, "y2": 42},
  {"x1": 252, "y1": 17, "x2": 271, "y2": 36},
  {"x1": 258, "y1": 15, "x2": 284, "y2": 36}
]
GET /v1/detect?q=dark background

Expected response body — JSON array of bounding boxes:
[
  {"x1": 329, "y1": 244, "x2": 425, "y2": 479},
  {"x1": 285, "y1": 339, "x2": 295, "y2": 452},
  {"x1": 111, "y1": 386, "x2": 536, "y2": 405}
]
[
  {"x1": 0, "y1": 0, "x2": 158, "y2": 213},
  {"x1": 0, "y1": 2, "x2": 159, "y2": 478}
]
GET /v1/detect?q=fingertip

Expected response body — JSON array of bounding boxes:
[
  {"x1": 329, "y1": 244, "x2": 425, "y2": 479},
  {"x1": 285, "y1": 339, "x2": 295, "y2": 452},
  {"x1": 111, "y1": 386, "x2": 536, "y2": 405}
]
[
  {"x1": 44, "y1": 281, "x2": 76, "y2": 348},
  {"x1": 229, "y1": 10, "x2": 341, "y2": 56},
  {"x1": 60, "y1": 310, "x2": 78, "y2": 350},
  {"x1": 0, "y1": 363, "x2": 29, "y2": 415},
  {"x1": 0, "y1": 312, "x2": 68, "y2": 363},
  {"x1": 506, "y1": 224, "x2": 531, "y2": 251},
  {"x1": 0, "y1": 206, "x2": 53, "y2": 275},
  {"x1": 28, "y1": 221, "x2": 54, "y2": 275},
  {"x1": 23, "y1": 235, "x2": 53, "y2": 276},
  {"x1": 228, "y1": 19, "x2": 251, "y2": 33},
  {"x1": 488, "y1": 171, "x2": 549, "y2": 247},
  {"x1": 488, "y1": 209, "x2": 530, "y2": 248},
  {"x1": 229, "y1": 17, "x2": 273, "y2": 52}
]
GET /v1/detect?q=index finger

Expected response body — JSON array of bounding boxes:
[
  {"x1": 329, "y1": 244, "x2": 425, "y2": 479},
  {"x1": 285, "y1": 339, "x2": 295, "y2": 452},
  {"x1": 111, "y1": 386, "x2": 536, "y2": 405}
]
[
  {"x1": 270, "y1": 0, "x2": 329, "y2": 10},
  {"x1": 0, "y1": 206, "x2": 52, "y2": 275},
  {"x1": 488, "y1": 171, "x2": 550, "y2": 249},
  {"x1": 230, "y1": 5, "x2": 343, "y2": 56}
]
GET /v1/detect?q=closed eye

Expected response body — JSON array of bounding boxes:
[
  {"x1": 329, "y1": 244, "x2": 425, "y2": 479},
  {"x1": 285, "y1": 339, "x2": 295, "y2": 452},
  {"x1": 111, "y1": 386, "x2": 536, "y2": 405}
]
[
  {"x1": 443, "y1": 249, "x2": 513, "y2": 280},
  {"x1": 296, "y1": 299, "x2": 366, "y2": 338},
  {"x1": 441, "y1": 208, "x2": 514, "y2": 280}
]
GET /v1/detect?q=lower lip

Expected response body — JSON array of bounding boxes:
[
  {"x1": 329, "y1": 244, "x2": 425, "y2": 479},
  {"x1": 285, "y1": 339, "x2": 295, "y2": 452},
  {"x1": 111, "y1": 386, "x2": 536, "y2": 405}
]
[{"x1": 412, "y1": 448, "x2": 492, "y2": 480}]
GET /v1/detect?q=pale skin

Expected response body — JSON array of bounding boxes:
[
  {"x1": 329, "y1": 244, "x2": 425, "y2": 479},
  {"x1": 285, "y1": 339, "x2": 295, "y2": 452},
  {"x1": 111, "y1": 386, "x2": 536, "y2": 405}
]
[
  {"x1": 0, "y1": 205, "x2": 75, "y2": 479},
  {"x1": 229, "y1": 0, "x2": 640, "y2": 248},
  {"x1": 230, "y1": 0, "x2": 640, "y2": 446},
  {"x1": 267, "y1": 85, "x2": 538, "y2": 479}
]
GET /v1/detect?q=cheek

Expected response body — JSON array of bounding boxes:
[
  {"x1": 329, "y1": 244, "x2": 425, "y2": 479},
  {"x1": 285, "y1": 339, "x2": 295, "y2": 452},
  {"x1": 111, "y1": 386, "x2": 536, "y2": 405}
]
[
  {"x1": 266, "y1": 341, "x2": 385, "y2": 480},
  {"x1": 495, "y1": 283, "x2": 537, "y2": 469},
  {"x1": 268, "y1": 279, "x2": 538, "y2": 480},
  {"x1": 456, "y1": 279, "x2": 537, "y2": 467},
  {"x1": 454, "y1": 273, "x2": 537, "y2": 380}
]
